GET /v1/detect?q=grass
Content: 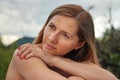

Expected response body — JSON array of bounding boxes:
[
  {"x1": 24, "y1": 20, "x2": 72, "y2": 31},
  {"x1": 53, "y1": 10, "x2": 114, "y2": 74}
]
[{"x1": 0, "y1": 46, "x2": 16, "y2": 80}]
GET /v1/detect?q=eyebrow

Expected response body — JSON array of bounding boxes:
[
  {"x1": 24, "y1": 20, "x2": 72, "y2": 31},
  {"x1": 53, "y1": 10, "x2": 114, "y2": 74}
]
[
  {"x1": 49, "y1": 22, "x2": 56, "y2": 27},
  {"x1": 49, "y1": 22, "x2": 72, "y2": 38}
]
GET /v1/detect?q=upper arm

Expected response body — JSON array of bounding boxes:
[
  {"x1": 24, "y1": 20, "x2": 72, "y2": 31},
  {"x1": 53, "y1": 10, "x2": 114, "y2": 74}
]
[
  {"x1": 5, "y1": 59, "x2": 24, "y2": 80},
  {"x1": 13, "y1": 50, "x2": 68, "y2": 80}
]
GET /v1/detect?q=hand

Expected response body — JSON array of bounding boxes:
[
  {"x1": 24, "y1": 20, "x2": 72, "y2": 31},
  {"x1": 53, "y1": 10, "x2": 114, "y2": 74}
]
[
  {"x1": 16, "y1": 43, "x2": 56, "y2": 66},
  {"x1": 16, "y1": 43, "x2": 43, "y2": 60}
]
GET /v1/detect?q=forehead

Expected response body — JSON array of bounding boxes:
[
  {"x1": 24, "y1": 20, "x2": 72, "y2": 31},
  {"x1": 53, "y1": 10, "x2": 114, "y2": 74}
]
[
  {"x1": 50, "y1": 15, "x2": 77, "y2": 27},
  {"x1": 49, "y1": 15, "x2": 79, "y2": 35}
]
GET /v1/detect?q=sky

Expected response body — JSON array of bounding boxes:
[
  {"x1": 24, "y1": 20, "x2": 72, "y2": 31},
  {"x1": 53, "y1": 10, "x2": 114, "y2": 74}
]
[{"x1": 0, "y1": 0, "x2": 120, "y2": 45}]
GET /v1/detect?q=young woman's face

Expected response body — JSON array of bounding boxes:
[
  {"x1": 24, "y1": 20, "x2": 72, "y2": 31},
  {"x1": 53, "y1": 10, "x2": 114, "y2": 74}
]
[{"x1": 42, "y1": 15, "x2": 82, "y2": 56}]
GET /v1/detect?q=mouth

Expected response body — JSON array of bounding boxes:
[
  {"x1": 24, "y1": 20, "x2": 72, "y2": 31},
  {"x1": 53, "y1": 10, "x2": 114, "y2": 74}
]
[{"x1": 45, "y1": 43, "x2": 56, "y2": 50}]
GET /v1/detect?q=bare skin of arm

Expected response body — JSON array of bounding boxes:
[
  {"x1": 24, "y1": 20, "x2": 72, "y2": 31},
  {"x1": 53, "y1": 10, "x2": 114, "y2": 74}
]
[
  {"x1": 51, "y1": 57, "x2": 118, "y2": 80},
  {"x1": 5, "y1": 59, "x2": 24, "y2": 80},
  {"x1": 32, "y1": 50, "x2": 117, "y2": 80},
  {"x1": 16, "y1": 43, "x2": 118, "y2": 80},
  {"x1": 5, "y1": 50, "x2": 85, "y2": 80},
  {"x1": 13, "y1": 53, "x2": 68, "y2": 80}
]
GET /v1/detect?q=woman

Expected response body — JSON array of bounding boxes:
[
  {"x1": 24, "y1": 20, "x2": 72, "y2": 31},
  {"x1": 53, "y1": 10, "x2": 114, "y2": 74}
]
[{"x1": 5, "y1": 4, "x2": 118, "y2": 80}]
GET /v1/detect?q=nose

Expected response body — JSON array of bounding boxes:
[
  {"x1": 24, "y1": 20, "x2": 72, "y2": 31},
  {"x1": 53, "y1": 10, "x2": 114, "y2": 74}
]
[{"x1": 48, "y1": 31, "x2": 58, "y2": 44}]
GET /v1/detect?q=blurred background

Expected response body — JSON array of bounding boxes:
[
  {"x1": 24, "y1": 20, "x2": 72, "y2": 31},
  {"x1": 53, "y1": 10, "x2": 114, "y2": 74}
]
[{"x1": 0, "y1": 0, "x2": 120, "y2": 79}]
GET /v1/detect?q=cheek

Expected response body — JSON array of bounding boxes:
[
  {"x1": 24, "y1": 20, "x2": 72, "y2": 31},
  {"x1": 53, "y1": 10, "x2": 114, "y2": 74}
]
[
  {"x1": 57, "y1": 42, "x2": 77, "y2": 55},
  {"x1": 42, "y1": 29, "x2": 49, "y2": 43}
]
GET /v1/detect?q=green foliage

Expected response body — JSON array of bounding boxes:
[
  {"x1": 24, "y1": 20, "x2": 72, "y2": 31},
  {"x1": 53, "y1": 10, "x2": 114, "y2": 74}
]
[
  {"x1": 96, "y1": 27, "x2": 120, "y2": 79},
  {"x1": 0, "y1": 36, "x2": 4, "y2": 48},
  {"x1": 0, "y1": 42, "x2": 17, "y2": 80}
]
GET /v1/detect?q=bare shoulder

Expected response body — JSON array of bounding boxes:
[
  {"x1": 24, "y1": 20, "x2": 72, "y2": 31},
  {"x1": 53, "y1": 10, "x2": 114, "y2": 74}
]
[
  {"x1": 12, "y1": 50, "x2": 48, "y2": 75},
  {"x1": 13, "y1": 49, "x2": 47, "y2": 69}
]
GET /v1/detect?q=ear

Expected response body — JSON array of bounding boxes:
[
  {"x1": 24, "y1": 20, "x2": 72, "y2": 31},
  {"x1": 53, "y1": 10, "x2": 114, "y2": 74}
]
[{"x1": 74, "y1": 41, "x2": 86, "y2": 50}]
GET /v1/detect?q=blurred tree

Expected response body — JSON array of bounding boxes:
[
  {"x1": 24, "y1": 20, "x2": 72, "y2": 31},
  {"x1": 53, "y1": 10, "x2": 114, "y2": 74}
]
[
  {"x1": 96, "y1": 0, "x2": 120, "y2": 78},
  {"x1": 0, "y1": 35, "x2": 4, "y2": 48},
  {"x1": 96, "y1": 27, "x2": 120, "y2": 78}
]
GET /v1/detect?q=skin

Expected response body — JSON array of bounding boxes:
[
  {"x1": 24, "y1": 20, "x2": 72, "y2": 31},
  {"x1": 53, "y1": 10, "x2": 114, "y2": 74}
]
[
  {"x1": 5, "y1": 15, "x2": 118, "y2": 80},
  {"x1": 42, "y1": 15, "x2": 83, "y2": 56}
]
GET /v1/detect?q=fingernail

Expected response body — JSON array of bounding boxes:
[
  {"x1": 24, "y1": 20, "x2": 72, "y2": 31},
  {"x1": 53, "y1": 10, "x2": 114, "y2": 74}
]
[
  {"x1": 21, "y1": 56, "x2": 24, "y2": 59},
  {"x1": 17, "y1": 46, "x2": 21, "y2": 50},
  {"x1": 16, "y1": 53, "x2": 19, "y2": 56},
  {"x1": 24, "y1": 56, "x2": 27, "y2": 60},
  {"x1": 18, "y1": 56, "x2": 22, "y2": 60}
]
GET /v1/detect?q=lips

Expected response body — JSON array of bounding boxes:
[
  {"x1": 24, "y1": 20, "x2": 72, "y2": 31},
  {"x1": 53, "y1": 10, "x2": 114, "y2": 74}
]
[{"x1": 45, "y1": 43, "x2": 56, "y2": 50}]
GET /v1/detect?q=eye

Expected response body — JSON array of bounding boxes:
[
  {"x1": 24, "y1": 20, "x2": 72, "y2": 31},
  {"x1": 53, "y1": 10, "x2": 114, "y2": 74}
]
[
  {"x1": 49, "y1": 24, "x2": 56, "y2": 31},
  {"x1": 63, "y1": 33, "x2": 70, "y2": 39}
]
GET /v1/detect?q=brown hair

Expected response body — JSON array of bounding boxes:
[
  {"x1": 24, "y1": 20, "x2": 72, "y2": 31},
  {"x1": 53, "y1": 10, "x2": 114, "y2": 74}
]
[{"x1": 33, "y1": 4, "x2": 99, "y2": 65}]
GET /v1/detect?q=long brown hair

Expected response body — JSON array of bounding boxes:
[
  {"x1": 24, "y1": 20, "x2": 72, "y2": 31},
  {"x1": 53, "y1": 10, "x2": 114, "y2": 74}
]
[{"x1": 33, "y1": 4, "x2": 99, "y2": 65}]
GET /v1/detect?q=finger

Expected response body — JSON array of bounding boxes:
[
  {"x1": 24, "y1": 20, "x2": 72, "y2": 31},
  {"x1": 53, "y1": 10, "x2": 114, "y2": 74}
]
[
  {"x1": 17, "y1": 44, "x2": 26, "y2": 55},
  {"x1": 17, "y1": 44, "x2": 26, "y2": 50},
  {"x1": 19, "y1": 43, "x2": 32, "y2": 55},
  {"x1": 16, "y1": 43, "x2": 33, "y2": 58},
  {"x1": 24, "y1": 52, "x2": 35, "y2": 59},
  {"x1": 17, "y1": 45, "x2": 24, "y2": 56},
  {"x1": 14, "y1": 49, "x2": 20, "y2": 56},
  {"x1": 18, "y1": 43, "x2": 32, "y2": 50},
  {"x1": 20, "y1": 48, "x2": 31, "y2": 60}
]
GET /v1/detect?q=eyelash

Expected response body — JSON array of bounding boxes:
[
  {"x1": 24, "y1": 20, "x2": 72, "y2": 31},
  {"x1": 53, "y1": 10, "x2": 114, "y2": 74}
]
[
  {"x1": 48, "y1": 24, "x2": 70, "y2": 39},
  {"x1": 49, "y1": 24, "x2": 55, "y2": 30},
  {"x1": 63, "y1": 33, "x2": 70, "y2": 39}
]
